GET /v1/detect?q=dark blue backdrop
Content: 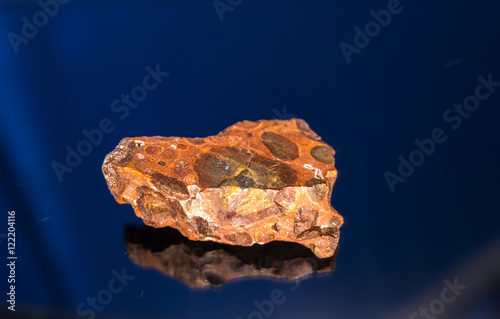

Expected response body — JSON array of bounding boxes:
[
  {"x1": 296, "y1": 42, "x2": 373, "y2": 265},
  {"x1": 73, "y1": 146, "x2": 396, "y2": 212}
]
[{"x1": 1, "y1": 0, "x2": 500, "y2": 318}]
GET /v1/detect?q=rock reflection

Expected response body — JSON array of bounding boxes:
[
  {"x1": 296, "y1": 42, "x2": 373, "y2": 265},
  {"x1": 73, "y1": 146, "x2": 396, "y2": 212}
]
[{"x1": 124, "y1": 224, "x2": 336, "y2": 288}]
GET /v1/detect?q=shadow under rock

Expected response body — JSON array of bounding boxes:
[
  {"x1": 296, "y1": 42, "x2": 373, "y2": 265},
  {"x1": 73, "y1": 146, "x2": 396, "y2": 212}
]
[{"x1": 124, "y1": 224, "x2": 337, "y2": 288}]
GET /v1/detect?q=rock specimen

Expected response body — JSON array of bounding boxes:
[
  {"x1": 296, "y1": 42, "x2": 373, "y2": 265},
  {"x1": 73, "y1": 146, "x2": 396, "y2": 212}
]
[
  {"x1": 103, "y1": 119, "x2": 343, "y2": 258},
  {"x1": 124, "y1": 224, "x2": 336, "y2": 288}
]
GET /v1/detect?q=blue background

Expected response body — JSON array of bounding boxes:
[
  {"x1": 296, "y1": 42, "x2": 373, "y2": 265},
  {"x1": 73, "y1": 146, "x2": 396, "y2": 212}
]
[{"x1": 1, "y1": 0, "x2": 499, "y2": 318}]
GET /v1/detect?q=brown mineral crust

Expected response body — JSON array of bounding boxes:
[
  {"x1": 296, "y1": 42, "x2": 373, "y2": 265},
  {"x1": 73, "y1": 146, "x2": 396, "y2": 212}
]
[
  {"x1": 103, "y1": 119, "x2": 343, "y2": 258},
  {"x1": 124, "y1": 225, "x2": 336, "y2": 288}
]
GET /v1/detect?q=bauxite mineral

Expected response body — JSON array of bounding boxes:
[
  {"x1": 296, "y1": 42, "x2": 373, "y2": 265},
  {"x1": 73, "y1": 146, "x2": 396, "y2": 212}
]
[{"x1": 102, "y1": 119, "x2": 343, "y2": 258}]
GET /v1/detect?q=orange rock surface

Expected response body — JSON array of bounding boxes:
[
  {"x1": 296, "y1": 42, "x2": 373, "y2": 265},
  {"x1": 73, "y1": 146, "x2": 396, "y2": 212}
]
[{"x1": 102, "y1": 119, "x2": 343, "y2": 258}]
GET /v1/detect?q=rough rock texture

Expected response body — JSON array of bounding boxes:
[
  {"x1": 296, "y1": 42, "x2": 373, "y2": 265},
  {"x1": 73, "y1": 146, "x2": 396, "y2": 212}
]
[
  {"x1": 103, "y1": 119, "x2": 343, "y2": 258},
  {"x1": 124, "y1": 224, "x2": 336, "y2": 288}
]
